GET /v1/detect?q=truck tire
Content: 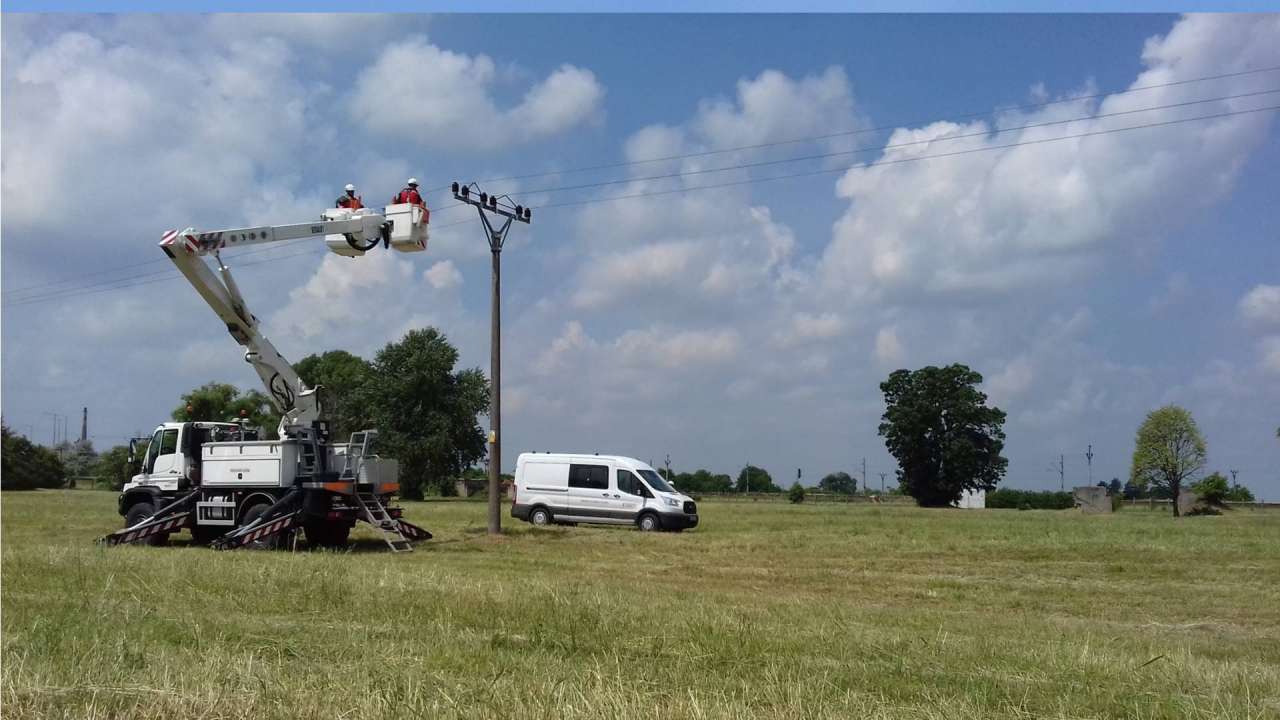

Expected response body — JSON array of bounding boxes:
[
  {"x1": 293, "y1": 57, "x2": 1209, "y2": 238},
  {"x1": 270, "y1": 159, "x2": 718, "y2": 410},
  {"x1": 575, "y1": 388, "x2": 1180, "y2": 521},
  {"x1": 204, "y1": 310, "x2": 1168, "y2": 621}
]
[
  {"x1": 637, "y1": 512, "x2": 660, "y2": 532},
  {"x1": 304, "y1": 521, "x2": 351, "y2": 549},
  {"x1": 124, "y1": 502, "x2": 169, "y2": 546},
  {"x1": 530, "y1": 507, "x2": 552, "y2": 526},
  {"x1": 241, "y1": 502, "x2": 285, "y2": 550}
]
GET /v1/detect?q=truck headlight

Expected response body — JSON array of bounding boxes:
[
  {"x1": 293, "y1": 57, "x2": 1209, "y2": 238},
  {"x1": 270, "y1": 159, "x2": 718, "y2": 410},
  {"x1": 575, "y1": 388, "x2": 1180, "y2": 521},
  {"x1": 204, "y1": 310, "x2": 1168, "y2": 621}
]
[{"x1": 663, "y1": 497, "x2": 679, "y2": 507}]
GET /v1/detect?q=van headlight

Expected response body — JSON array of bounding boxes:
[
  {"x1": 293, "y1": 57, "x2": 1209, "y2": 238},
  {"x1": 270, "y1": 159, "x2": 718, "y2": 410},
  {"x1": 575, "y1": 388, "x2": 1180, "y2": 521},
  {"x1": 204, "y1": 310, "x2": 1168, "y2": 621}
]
[{"x1": 663, "y1": 497, "x2": 679, "y2": 507}]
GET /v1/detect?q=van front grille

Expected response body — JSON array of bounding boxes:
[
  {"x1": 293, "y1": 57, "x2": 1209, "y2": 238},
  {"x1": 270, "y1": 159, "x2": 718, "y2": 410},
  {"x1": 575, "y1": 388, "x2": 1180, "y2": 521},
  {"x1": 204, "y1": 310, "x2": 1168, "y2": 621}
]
[{"x1": 683, "y1": 501, "x2": 697, "y2": 515}]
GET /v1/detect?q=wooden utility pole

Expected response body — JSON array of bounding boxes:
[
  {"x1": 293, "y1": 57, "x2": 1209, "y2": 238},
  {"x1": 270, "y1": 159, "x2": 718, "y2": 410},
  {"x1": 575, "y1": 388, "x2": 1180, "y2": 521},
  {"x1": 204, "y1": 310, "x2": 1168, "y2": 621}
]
[{"x1": 452, "y1": 182, "x2": 531, "y2": 535}]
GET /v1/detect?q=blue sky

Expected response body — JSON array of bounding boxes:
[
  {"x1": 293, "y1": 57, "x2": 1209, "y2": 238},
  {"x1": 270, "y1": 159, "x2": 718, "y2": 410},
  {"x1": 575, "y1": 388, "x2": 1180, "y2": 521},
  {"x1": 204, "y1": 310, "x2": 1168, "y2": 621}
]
[{"x1": 2, "y1": 13, "x2": 1278, "y2": 498}]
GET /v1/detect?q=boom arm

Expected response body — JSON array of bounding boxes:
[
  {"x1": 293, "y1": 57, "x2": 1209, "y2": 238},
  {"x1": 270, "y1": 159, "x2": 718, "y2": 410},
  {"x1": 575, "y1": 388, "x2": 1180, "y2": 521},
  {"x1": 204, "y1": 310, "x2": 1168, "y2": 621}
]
[{"x1": 159, "y1": 210, "x2": 390, "y2": 437}]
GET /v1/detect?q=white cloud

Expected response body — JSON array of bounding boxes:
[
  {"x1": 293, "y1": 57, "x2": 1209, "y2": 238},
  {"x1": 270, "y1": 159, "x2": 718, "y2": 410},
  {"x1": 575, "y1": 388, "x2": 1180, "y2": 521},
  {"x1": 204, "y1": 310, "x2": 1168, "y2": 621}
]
[
  {"x1": 694, "y1": 66, "x2": 862, "y2": 154},
  {"x1": 779, "y1": 312, "x2": 845, "y2": 345},
  {"x1": 819, "y1": 14, "x2": 1280, "y2": 302},
  {"x1": 424, "y1": 260, "x2": 463, "y2": 290},
  {"x1": 270, "y1": 251, "x2": 413, "y2": 341},
  {"x1": 873, "y1": 325, "x2": 904, "y2": 366},
  {"x1": 349, "y1": 37, "x2": 604, "y2": 148},
  {"x1": 1260, "y1": 336, "x2": 1280, "y2": 375},
  {"x1": 1239, "y1": 284, "x2": 1280, "y2": 329},
  {"x1": 615, "y1": 327, "x2": 741, "y2": 370}
]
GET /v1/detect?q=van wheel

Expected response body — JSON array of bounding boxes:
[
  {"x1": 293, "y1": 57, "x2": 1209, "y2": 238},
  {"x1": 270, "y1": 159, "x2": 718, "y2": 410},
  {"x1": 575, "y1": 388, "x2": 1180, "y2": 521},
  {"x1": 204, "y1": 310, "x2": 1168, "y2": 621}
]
[
  {"x1": 530, "y1": 507, "x2": 552, "y2": 526},
  {"x1": 125, "y1": 502, "x2": 168, "y2": 546},
  {"x1": 637, "y1": 513, "x2": 660, "y2": 532}
]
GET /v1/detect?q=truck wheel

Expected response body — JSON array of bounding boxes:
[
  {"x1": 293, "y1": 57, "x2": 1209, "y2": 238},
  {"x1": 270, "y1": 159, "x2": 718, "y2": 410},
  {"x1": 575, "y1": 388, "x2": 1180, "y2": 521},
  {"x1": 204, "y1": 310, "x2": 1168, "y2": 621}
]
[
  {"x1": 637, "y1": 513, "x2": 660, "y2": 532},
  {"x1": 304, "y1": 521, "x2": 351, "y2": 549},
  {"x1": 530, "y1": 507, "x2": 552, "y2": 526},
  {"x1": 125, "y1": 502, "x2": 168, "y2": 546},
  {"x1": 241, "y1": 502, "x2": 284, "y2": 550}
]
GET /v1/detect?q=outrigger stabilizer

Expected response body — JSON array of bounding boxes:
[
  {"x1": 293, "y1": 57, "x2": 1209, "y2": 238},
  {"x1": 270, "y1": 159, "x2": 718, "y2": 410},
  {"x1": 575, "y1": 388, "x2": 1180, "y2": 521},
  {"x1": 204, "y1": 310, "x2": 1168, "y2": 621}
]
[{"x1": 99, "y1": 487, "x2": 432, "y2": 551}]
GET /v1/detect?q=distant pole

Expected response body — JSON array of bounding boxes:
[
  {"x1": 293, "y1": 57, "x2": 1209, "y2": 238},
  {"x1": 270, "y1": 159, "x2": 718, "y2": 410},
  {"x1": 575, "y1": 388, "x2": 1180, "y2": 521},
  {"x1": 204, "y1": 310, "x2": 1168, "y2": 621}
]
[
  {"x1": 81, "y1": 407, "x2": 88, "y2": 444},
  {"x1": 1059, "y1": 454, "x2": 1065, "y2": 490},
  {"x1": 1230, "y1": 469, "x2": 1238, "y2": 484},
  {"x1": 1085, "y1": 444, "x2": 1093, "y2": 486},
  {"x1": 452, "y1": 181, "x2": 531, "y2": 535},
  {"x1": 745, "y1": 463, "x2": 750, "y2": 493},
  {"x1": 861, "y1": 457, "x2": 867, "y2": 494},
  {"x1": 879, "y1": 472, "x2": 887, "y2": 492},
  {"x1": 665, "y1": 454, "x2": 672, "y2": 480}
]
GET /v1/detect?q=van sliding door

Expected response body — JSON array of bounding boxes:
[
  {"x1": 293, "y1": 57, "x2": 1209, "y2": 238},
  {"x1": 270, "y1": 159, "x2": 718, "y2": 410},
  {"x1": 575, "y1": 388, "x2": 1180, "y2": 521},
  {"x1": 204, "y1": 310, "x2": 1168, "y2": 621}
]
[{"x1": 567, "y1": 463, "x2": 611, "y2": 519}]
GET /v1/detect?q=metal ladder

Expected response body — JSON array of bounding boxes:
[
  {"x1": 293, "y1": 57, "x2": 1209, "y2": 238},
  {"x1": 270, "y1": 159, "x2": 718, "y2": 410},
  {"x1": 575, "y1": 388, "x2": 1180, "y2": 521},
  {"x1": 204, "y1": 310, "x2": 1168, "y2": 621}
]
[{"x1": 353, "y1": 490, "x2": 413, "y2": 552}]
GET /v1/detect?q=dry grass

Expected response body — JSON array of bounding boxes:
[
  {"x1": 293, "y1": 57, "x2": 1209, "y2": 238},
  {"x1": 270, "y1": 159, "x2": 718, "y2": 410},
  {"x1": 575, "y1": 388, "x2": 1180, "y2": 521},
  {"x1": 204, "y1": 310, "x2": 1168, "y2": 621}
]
[{"x1": 3, "y1": 490, "x2": 1278, "y2": 719}]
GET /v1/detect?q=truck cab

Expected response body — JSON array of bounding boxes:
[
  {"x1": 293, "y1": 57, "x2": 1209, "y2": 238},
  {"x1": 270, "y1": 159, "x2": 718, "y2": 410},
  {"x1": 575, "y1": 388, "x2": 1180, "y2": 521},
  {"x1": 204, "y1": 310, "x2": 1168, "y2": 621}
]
[{"x1": 119, "y1": 421, "x2": 252, "y2": 525}]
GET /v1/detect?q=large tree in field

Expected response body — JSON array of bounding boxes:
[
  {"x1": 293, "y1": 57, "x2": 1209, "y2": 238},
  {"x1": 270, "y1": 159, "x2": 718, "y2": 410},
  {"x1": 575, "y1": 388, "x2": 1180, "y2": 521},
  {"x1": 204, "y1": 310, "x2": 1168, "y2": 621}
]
[
  {"x1": 818, "y1": 471, "x2": 857, "y2": 494},
  {"x1": 173, "y1": 382, "x2": 280, "y2": 437},
  {"x1": 878, "y1": 364, "x2": 1008, "y2": 507},
  {"x1": 736, "y1": 465, "x2": 780, "y2": 493},
  {"x1": 1130, "y1": 405, "x2": 1206, "y2": 517},
  {"x1": 364, "y1": 328, "x2": 489, "y2": 499},
  {"x1": 294, "y1": 350, "x2": 374, "y2": 442}
]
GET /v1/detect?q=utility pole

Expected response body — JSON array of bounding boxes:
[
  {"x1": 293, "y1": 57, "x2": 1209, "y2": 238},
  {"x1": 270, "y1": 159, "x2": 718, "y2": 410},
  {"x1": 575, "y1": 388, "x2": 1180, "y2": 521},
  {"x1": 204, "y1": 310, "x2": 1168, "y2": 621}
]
[
  {"x1": 81, "y1": 407, "x2": 88, "y2": 444},
  {"x1": 1230, "y1": 469, "x2": 1238, "y2": 484},
  {"x1": 1085, "y1": 444, "x2": 1093, "y2": 486},
  {"x1": 879, "y1": 472, "x2": 887, "y2": 492},
  {"x1": 665, "y1": 453, "x2": 672, "y2": 481},
  {"x1": 744, "y1": 463, "x2": 750, "y2": 493},
  {"x1": 861, "y1": 457, "x2": 867, "y2": 494},
  {"x1": 452, "y1": 182, "x2": 531, "y2": 535},
  {"x1": 1058, "y1": 454, "x2": 1065, "y2": 490}
]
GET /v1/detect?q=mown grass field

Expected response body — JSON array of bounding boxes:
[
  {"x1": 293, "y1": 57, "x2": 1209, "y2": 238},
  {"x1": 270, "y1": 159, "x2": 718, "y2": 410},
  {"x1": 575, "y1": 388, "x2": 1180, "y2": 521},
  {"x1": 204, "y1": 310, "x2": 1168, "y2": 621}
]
[{"x1": 2, "y1": 490, "x2": 1278, "y2": 719}]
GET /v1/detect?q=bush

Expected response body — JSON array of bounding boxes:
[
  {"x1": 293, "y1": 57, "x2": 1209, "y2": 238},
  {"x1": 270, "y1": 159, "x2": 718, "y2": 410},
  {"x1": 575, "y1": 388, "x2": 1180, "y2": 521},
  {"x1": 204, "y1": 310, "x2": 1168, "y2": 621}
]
[
  {"x1": 1, "y1": 425, "x2": 66, "y2": 490},
  {"x1": 788, "y1": 482, "x2": 806, "y2": 504},
  {"x1": 987, "y1": 488, "x2": 1074, "y2": 510}
]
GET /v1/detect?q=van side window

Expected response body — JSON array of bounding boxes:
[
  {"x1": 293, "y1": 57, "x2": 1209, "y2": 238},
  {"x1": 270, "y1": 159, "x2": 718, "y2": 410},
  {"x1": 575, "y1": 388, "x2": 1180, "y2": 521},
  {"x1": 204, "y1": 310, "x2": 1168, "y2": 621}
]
[
  {"x1": 569, "y1": 464, "x2": 609, "y2": 490},
  {"x1": 617, "y1": 470, "x2": 642, "y2": 495}
]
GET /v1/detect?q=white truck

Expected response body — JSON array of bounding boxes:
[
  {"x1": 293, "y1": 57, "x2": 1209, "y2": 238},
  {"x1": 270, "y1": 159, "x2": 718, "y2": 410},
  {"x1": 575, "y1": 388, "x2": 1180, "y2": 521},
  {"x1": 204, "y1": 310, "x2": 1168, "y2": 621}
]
[
  {"x1": 511, "y1": 453, "x2": 699, "y2": 531},
  {"x1": 103, "y1": 202, "x2": 434, "y2": 551}
]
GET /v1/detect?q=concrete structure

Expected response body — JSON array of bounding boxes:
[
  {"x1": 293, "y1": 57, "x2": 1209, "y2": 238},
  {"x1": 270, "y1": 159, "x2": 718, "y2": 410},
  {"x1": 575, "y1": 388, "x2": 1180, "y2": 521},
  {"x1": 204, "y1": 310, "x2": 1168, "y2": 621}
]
[
  {"x1": 1178, "y1": 491, "x2": 1203, "y2": 516},
  {"x1": 953, "y1": 489, "x2": 986, "y2": 509},
  {"x1": 1073, "y1": 486, "x2": 1112, "y2": 514}
]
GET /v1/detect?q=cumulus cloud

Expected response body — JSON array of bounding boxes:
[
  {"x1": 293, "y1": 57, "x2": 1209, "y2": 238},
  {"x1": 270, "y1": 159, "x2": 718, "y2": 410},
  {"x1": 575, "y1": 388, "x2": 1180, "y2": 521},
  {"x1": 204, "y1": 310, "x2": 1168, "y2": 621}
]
[
  {"x1": 1239, "y1": 284, "x2": 1280, "y2": 329},
  {"x1": 349, "y1": 37, "x2": 604, "y2": 148},
  {"x1": 820, "y1": 14, "x2": 1280, "y2": 302},
  {"x1": 873, "y1": 326, "x2": 904, "y2": 366},
  {"x1": 424, "y1": 260, "x2": 463, "y2": 290}
]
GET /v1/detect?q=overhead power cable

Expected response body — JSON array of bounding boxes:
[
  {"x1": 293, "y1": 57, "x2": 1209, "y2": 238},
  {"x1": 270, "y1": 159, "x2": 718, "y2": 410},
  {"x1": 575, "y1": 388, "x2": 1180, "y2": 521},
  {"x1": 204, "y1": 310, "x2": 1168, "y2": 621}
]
[
  {"x1": 530, "y1": 103, "x2": 1280, "y2": 211},
  {"x1": 419, "y1": 63, "x2": 1280, "y2": 194},
  {"x1": 7, "y1": 98, "x2": 1277, "y2": 308}
]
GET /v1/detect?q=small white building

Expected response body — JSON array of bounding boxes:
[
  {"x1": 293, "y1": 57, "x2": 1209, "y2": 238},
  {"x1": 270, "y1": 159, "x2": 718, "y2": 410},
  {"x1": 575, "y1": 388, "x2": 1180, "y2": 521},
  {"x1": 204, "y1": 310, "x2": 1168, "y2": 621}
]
[{"x1": 953, "y1": 489, "x2": 986, "y2": 509}]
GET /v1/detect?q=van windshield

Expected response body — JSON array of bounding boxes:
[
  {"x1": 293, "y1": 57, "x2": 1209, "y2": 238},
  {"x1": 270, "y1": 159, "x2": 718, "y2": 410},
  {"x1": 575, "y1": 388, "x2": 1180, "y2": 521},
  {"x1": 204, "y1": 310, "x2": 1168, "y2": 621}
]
[{"x1": 638, "y1": 469, "x2": 675, "y2": 494}]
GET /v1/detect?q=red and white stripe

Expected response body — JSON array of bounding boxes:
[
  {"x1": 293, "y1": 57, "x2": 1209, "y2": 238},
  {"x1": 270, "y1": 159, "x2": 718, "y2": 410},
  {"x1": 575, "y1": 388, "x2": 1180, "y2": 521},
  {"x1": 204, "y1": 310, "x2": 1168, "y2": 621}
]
[{"x1": 160, "y1": 229, "x2": 179, "y2": 246}]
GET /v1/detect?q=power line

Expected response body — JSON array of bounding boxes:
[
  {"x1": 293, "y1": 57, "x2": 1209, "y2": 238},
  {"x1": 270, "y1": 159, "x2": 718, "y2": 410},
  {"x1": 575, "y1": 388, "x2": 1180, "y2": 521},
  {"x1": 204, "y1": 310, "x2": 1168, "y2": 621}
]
[
  {"x1": 13, "y1": 65, "x2": 1280, "y2": 297},
  {"x1": 7, "y1": 103, "x2": 1277, "y2": 309},
  {"x1": 533, "y1": 103, "x2": 1280, "y2": 211},
  {"x1": 419, "y1": 64, "x2": 1280, "y2": 194},
  {"x1": 505, "y1": 88, "x2": 1280, "y2": 198}
]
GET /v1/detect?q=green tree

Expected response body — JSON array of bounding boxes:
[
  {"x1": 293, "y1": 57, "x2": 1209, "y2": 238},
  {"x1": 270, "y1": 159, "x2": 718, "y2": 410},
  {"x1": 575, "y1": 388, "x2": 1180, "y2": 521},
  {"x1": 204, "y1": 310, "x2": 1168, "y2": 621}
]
[
  {"x1": 818, "y1": 471, "x2": 857, "y2": 494},
  {"x1": 736, "y1": 465, "x2": 780, "y2": 493},
  {"x1": 877, "y1": 364, "x2": 1008, "y2": 507},
  {"x1": 788, "y1": 481, "x2": 806, "y2": 504},
  {"x1": 1107, "y1": 477, "x2": 1123, "y2": 495},
  {"x1": 173, "y1": 382, "x2": 280, "y2": 438},
  {"x1": 1191, "y1": 472, "x2": 1230, "y2": 506},
  {"x1": 672, "y1": 469, "x2": 733, "y2": 494},
  {"x1": 1129, "y1": 405, "x2": 1206, "y2": 517},
  {"x1": 364, "y1": 328, "x2": 489, "y2": 499},
  {"x1": 55, "y1": 439, "x2": 98, "y2": 487},
  {"x1": 1, "y1": 424, "x2": 66, "y2": 490},
  {"x1": 95, "y1": 445, "x2": 136, "y2": 490},
  {"x1": 294, "y1": 350, "x2": 375, "y2": 442}
]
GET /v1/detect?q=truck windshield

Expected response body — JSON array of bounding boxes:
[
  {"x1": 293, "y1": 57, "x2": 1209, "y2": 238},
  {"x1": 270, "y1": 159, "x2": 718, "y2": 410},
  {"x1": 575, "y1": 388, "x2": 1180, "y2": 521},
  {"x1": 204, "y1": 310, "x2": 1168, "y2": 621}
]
[{"x1": 638, "y1": 469, "x2": 675, "y2": 494}]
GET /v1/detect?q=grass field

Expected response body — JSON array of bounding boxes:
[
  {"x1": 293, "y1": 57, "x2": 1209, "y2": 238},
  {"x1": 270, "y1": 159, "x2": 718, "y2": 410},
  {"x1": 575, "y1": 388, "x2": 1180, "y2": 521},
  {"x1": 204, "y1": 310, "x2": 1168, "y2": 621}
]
[{"x1": 2, "y1": 490, "x2": 1278, "y2": 719}]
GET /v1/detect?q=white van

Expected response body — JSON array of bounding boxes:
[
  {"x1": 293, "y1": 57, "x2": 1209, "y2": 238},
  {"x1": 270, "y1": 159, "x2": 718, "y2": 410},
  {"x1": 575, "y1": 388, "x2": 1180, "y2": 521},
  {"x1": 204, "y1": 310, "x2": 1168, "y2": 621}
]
[{"x1": 511, "y1": 453, "x2": 698, "y2": 531}]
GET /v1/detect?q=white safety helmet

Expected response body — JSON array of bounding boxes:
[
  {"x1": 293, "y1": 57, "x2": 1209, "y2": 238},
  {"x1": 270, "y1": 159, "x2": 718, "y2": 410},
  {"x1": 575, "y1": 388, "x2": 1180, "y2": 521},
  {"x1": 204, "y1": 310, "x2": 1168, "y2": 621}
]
[
  {"x1": 407, "y1": 178, "x2": 418, "y2": 187},
  {"x1": 344, "y1": 183, "x2": 355, "y2": 192}
]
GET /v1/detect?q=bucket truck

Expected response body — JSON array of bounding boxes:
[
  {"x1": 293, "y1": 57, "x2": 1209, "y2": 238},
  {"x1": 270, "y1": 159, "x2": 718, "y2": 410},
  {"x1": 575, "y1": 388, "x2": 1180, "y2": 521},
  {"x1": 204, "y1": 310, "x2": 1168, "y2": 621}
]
[{"x1": 101, "y1": 202, "x2": 434, "y2": 552}]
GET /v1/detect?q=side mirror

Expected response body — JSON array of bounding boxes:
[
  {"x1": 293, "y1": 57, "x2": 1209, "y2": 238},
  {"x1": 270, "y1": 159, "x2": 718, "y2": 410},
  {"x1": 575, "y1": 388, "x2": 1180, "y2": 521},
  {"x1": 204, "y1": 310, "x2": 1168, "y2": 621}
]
[{"x1": 127, "y1": 438, "x2": 138, "y2": 464}]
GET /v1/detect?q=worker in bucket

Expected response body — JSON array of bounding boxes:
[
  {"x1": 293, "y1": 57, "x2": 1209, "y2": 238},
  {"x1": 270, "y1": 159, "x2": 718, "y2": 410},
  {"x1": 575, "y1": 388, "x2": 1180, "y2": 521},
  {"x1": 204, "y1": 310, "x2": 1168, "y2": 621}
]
[
  {"x1": 393, "y1": 178, "x2": 426, "y2": 207},
  {"x1": 336, "y1": 184, "x2": 363, "y2": 209}
]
